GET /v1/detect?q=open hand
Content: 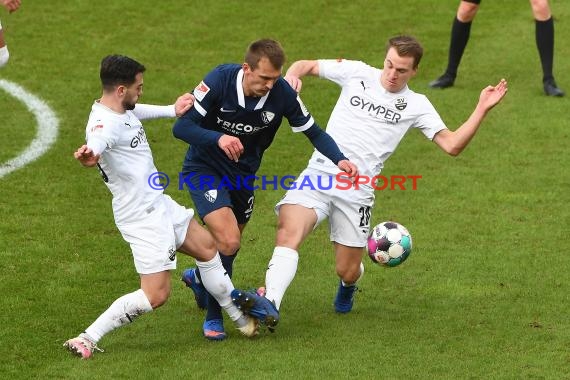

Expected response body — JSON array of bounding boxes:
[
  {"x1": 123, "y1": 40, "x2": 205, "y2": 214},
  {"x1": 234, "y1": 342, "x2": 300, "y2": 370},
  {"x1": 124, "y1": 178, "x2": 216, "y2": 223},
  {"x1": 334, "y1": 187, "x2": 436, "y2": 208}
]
[{"x1": 478, "y1": 79, "x2": 508, "y2": 112}]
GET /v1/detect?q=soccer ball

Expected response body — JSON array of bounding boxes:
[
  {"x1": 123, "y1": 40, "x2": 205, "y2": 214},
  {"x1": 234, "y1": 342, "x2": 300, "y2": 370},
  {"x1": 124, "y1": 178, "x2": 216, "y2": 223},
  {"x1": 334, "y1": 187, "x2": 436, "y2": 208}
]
[{"x1": 367, "y1": 221, "x2": 412, "y2": 267}]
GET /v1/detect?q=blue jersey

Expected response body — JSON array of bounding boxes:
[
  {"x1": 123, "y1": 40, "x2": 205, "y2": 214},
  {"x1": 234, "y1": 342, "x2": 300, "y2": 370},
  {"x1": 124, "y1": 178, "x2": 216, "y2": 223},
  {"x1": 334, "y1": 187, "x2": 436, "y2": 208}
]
[{"x1": 175, "y1": 64, "x2": 316, "y2": 176}]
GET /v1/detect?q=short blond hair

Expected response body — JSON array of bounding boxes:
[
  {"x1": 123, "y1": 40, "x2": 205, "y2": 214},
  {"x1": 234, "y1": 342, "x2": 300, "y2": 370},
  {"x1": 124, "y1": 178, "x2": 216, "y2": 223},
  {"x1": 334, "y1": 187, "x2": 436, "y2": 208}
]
[{"x1": 386, "y1": 35, "x2": 423, "y2": 69}]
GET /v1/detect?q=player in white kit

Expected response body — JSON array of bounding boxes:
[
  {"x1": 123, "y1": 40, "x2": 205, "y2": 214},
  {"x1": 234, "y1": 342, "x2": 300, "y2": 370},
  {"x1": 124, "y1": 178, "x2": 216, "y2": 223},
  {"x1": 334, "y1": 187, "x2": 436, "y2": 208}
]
[
  {"x1": 0, "y1": 0, "x2": 21, "y2": 67},
  {"x1": 263, "y1": 35, "x2": 508, "y2": 320},
  {"x1": 64, "y1": 55, "x2": 259, "y2": 359}
]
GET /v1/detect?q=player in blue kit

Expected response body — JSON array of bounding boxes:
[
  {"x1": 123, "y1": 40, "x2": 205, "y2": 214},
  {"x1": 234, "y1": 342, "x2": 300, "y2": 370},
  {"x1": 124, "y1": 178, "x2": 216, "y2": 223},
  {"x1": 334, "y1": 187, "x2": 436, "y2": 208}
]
[{"x1": 173, "y1": 39, "x2": 358, "y2": 340}]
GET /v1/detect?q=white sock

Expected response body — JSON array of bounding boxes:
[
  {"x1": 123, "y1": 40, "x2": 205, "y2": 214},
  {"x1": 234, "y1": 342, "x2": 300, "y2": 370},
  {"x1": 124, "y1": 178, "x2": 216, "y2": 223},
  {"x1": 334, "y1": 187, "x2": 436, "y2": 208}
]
[
  {"x1": 84, "y1": 289, "x2": 153, "y2": 344},
  {"x1": 0, "y1": 46, "x2": 9, "y2": 68},
  {"x1": 341, "y1": 262, "x2": 365, "y2": 287},
  {"x1": 265, "y1": 246, "x2": 299, "y2": 310},
  {"x1": 196, "y1": 253, "x2": 243, "y2": 323}
]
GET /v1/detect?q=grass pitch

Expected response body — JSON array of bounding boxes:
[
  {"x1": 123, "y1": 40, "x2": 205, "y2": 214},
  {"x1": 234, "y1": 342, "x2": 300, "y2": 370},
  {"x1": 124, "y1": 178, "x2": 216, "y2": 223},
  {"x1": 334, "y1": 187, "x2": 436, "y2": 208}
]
[{"x1": 1, "y1": 1, "x2": 569, "y2": 378}]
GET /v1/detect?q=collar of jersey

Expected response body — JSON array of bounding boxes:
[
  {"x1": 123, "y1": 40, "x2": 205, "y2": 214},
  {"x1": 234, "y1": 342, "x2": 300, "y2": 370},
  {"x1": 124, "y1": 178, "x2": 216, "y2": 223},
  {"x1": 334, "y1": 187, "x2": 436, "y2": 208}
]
[
  {"x1": 236, "y1": 69, "x2": 270, "y2": 110},
  {"x1": 94, "y1": 100, "x2": 127, "y2": 115}
]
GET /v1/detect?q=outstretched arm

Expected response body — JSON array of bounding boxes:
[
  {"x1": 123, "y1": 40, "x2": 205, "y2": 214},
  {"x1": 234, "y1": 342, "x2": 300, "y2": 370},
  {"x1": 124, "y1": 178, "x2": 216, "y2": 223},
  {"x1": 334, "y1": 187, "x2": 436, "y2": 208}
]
[
  {"x1": 303, "y1": 124, "x2": 358, "y2": 177},
  {"x1": 133, "y1": 93, "x2": 194, "y2": 120},
  {"x1": 434, "y1": 79, "x2": 508, "y2": 156},
  {"x1": 288, "y1": 60, "x2": 357, "y2": 176},
  {"x1": 284, "y1": 60, "x2": 320, "y2": 92}
]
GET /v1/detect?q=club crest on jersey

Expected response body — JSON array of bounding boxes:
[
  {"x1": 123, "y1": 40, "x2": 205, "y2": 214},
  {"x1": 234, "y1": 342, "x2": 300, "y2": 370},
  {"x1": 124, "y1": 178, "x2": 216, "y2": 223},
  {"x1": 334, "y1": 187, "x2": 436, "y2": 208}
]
[
  {"x1": 395, "y1": 97, "x2": 407, "y2": 111},
  {"x1": 194, "y1": 81, "x2": 210, "y2": 102},
  {"x1": 168, "y1": 247, "x2": 176, "y2": 261},
  {"x1": 204, "y1": 189, "x2": 217, "y2": 203},
  {"x1": 261, "y1": 111, "x2": 275, "y2": 124}
]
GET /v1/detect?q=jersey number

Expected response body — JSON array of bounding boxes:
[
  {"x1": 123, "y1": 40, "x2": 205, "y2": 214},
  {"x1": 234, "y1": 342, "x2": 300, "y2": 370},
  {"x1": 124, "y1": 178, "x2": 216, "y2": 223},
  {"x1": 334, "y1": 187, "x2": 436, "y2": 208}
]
[
  {"x1": 358, "y1": 206, "x2": 371, "y2": 227},
  {"x1": 244, "y1": 196, "x2": 254, "y2": 219}
]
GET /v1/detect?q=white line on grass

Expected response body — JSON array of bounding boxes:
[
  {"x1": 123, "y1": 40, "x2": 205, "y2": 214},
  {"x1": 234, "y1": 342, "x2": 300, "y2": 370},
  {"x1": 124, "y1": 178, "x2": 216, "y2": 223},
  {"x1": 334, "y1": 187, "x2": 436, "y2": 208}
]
[{"x1": 0, "y1": 79, "x2": 59, "y2": 179}]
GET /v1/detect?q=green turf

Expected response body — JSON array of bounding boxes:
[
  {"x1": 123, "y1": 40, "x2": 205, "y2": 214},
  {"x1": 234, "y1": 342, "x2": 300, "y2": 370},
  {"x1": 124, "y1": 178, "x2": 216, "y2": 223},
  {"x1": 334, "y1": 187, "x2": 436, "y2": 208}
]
[{"x1": 1, "y1": 0, "x2": 569, "y2": 379}]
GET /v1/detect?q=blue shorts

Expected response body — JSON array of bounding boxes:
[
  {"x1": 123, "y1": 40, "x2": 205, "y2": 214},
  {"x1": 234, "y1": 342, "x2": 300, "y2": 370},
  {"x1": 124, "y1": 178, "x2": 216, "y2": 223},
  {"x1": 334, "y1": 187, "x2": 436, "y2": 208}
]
[{"x1": 180, "y1": 168, "x2": 255, "y2": 225}]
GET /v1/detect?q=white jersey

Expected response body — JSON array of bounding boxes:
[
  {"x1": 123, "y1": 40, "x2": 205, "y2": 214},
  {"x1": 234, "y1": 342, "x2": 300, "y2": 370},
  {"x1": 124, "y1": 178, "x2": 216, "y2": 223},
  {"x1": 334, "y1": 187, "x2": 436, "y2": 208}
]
[
  {"x1": 307, "y1": 59, "x2": 447, "y2": 179},
  {"x1": 85, "y1": 102, "x2": 174, "y2": 224}
]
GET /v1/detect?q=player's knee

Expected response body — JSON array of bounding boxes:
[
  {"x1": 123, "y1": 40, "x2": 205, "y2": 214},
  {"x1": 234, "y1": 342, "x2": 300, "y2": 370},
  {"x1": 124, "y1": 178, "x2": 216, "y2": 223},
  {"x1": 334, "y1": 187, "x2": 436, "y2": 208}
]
[
  {"x1": 217, "y1": 236, "x2": 241, "y2": 256},
  {"x1": 0, "y1": 46, "x2": 10, "y2": 68},
  {"x1": 275, "y1": 221, "x2": 303, "y2": 249},
  {"x1": 529, "y1": 0, "x2": 551, "y2": 20},
  {"x1": 212, "y1": 229, "x2": 241, "y2": 256},
  {"x1": 457, "y1": 3, "x2": 479, "y2": 22},
  {"x1": 275, "y1": 226, "x2": 297, "y2": 247}
]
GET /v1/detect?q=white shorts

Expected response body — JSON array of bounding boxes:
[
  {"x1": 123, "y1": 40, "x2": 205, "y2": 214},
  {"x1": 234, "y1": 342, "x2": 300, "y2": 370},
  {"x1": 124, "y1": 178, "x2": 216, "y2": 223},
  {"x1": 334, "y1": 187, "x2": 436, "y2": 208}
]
[
  {"x1": 117, "y1": 195, "x2": 194, "y2": 274},
  {"x1": 275, "y1": 168, "x2": 375, "y2": 247}
]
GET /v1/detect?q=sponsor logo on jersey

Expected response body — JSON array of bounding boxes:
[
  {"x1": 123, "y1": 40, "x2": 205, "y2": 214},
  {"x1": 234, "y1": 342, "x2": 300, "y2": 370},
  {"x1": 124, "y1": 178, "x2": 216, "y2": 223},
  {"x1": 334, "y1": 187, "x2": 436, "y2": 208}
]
[
  {"x1": 296, "y1": 96, "x2": 309, "y2": 117},
  {"x1": 349, "y1": 96, "x2": 401, "y2": 123},
  {"x1": 194, "y1": 81, "x2": 210, "y2": 102},
  {"x1": 130, "y1": 127, "x2": 148, "y2": 148},
  {"x1": 395, "y1": 97, "x2": 407, "y2": 111},
  {"x1": 261, "y1": 111, "x2": 275, "y2": 124},
  {"x1": 204, "y1": 189, "x2": 217, "y2": 203},
  {"x1": 216, "y1": 117, "x2": 270, "y2": 135},
  {"x1": 360, "y1": 81, "x2": 370, "y2": 91}
]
